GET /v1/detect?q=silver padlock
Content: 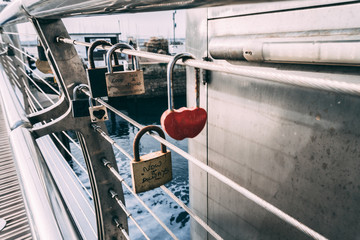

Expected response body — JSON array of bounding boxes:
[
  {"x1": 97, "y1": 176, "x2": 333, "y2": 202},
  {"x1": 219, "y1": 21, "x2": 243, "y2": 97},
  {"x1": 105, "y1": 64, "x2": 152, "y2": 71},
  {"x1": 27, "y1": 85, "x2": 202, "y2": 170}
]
[
  {"x1": 88, "y1": 97, "x2": 108, "y2": 122},
  {"x1": 105, "y1": 43, "x2": 145, "y2": 97}
]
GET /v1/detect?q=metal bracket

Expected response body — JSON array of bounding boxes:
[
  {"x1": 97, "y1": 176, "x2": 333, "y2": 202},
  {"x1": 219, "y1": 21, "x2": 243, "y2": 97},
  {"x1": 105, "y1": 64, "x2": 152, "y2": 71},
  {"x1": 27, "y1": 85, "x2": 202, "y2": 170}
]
[
  {"x1": 30, "y1": 18, "x2": 128, "y2": 240},
  {"x1": 27, "y1": 93, "x2": 67, "y2": 124}
]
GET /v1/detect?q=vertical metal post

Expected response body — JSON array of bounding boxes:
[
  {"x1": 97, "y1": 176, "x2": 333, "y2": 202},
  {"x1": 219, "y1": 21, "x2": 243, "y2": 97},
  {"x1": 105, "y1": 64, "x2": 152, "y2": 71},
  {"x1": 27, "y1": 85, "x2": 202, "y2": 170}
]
[
  {"x1": 173, "y1": 10, "x2": 177, "y2": 44},
  {"x1": 1, "y1": 25, "x2": 31, "y2": 114},
  {"x1": 30, "y1": 18, "x2": 128, "y2": 239}
]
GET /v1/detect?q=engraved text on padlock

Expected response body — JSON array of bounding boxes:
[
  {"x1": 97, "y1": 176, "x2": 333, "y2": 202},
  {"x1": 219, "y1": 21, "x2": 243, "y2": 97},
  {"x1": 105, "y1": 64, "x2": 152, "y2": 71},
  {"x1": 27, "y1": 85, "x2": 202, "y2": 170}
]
[
  {"x1": 131, "y1": 126, "x2": 172, "y2": 193},
  {"x1": 106, "y1": 70, "x2": 145, "y2": 96},
  {"x1": 105, "y1": 43, "x2": 145, "y2": 97}
]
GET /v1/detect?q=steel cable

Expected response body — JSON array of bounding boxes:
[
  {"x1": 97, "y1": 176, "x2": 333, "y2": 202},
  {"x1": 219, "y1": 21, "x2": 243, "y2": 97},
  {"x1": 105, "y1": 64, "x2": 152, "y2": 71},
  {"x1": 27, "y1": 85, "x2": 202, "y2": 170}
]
[
  {"x1": 101, "y1": 157, "x2": 179, "y2": 240},
  {"x1": 59, "y1": 37, "x2": 360, "y2": 96},
  {"x1": 93, "y1": 124, "x2": 223, "y2": 240},
  {"x1": 88, "y1": 94, "x2": 327, "y2": 240}
]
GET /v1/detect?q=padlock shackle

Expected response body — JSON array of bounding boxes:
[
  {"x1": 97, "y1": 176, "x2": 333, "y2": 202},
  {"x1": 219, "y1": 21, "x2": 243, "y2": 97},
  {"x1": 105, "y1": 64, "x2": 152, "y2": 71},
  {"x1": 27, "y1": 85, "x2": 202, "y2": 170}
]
[
  {"x1": 88, "y1": 96, "x2": 96, "y2": 108},
  {"x1": 106, "y1": 43, "x2": 139, "y2": 74},
  {"x1": 72, "y1": 84, "x2": 89, "y2": 100},
  {"x1": 133, "y1": 125, "x2": 167, "y2": 162},
  {"x1": 167, "y1": 53, "x2": 195, "y2": 110},
  {"x1": 88, "y1": 40, "x2": 119, "y2": 69}
]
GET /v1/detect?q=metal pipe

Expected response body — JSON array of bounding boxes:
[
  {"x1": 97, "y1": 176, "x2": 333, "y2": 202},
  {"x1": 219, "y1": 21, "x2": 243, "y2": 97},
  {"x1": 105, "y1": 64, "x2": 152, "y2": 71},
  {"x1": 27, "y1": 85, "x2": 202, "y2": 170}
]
[
  {"x1": 209, "y1": 36, "x2": 360, "y2": 65},
  {"x1": 0, "y1": 0, "x2": 283, "y2": 26},
  {"x1": 60, "y1": 37, "x2": 360, "y2": 96}
]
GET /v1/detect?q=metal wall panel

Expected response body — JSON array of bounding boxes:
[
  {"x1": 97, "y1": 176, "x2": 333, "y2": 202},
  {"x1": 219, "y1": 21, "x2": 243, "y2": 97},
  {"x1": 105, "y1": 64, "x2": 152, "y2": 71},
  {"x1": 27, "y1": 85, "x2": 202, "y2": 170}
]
[{"x1": 187, "y1": 2, "x2": 360, "y2": 239}]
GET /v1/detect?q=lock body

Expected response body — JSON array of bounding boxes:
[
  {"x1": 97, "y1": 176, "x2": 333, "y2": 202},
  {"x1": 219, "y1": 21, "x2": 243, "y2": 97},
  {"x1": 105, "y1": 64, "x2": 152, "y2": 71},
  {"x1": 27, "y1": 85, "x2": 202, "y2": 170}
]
[
  {"x1": 72, "y1": 99, "x2": 90, "y2": 117},
  {"x1": 105, "y1": 69, "x2": 145, "y2": 97},
  {"x1": 131, "y1": 150, "x2": 172, "y2": 193},
  {"x1": 87, "y1": 65, "x2": 124, "y2": 98},
  {"x1": 89, "y1": 105, "x2": 108, "y2": 122}
]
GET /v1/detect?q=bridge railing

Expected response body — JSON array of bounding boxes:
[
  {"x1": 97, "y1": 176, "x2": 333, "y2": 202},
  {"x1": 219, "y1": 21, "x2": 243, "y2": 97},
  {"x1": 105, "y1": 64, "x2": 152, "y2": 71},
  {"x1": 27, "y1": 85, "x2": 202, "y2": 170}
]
[{"x1": 0, "y1": 2, "x2": 351, "y2": 239}]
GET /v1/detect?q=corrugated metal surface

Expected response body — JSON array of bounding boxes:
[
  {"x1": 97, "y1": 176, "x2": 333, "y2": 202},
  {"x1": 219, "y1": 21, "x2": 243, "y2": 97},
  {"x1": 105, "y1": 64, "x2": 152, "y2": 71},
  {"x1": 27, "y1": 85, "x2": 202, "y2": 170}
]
[{"x1": 0, "y1": 104, "x2": 32, "y2": 240}]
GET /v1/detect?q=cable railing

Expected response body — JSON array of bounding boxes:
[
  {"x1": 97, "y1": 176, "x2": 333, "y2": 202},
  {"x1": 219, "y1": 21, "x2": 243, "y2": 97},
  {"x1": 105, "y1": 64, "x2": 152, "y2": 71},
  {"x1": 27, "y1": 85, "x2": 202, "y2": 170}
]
[
  {"x1": 69, "y1": 37, "x2": 329, "y2": 239},
  {"x1": 0, "y1": 36, "x2": 181, "y2": 240},
  {"x1": 0, "y1": 24, "x2": 332, "y2": 240},
  {"x1": 58, "y1": 37, "x2": 360, "y2": 96}
]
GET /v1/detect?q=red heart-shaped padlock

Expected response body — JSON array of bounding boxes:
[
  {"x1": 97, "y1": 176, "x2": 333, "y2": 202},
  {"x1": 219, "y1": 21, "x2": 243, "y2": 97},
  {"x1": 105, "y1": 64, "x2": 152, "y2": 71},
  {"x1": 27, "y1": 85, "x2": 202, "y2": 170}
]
[{"x1": 161, "y1": 107, "x2": 207, "y2": 140}]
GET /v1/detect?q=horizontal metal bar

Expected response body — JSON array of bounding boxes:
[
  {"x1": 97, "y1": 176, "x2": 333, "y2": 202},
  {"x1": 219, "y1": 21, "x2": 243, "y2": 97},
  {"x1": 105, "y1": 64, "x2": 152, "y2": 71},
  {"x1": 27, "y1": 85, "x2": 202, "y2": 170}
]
[
  {"x1": 0, "y1": 0, "x2": 279, "y2": 26},
  {"x1": 210, "y1": 36, "x2": 360, "y2": 65},
  {"x1": 59, "y1": 37, "x2": 360, "y2": 96}
]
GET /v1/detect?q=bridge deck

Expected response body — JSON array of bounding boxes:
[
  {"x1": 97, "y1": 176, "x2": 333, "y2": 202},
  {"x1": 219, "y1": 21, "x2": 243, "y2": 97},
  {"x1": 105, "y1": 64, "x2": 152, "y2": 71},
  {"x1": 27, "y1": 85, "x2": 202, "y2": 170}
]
[{"x1": 0, "y1": 104, "x2": 33, "y2": 240}]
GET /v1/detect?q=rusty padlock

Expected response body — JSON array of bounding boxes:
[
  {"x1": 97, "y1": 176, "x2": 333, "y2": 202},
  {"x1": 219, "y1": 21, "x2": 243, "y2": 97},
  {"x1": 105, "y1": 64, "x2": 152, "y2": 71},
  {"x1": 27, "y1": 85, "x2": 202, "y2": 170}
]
[
  {"x1": 86, "y1": 40, "x2": 124, "y2": 98},
  {"x1": 105, "y1": 43, "x2": 145, "y2": 97},
  {"x1": 88, "y1": 97, "x2": 108, "y2": 122},
  {"x1": 131, "y1": 125, "x2": 172, "y2": 193}
]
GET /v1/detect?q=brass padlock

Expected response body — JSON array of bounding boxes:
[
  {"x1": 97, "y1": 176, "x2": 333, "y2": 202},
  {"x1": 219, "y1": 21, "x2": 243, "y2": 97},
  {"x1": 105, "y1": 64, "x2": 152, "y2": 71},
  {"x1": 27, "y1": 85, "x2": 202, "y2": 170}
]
[
  {"x1": 131, "y1": 125, "x2": 172, "y2": 193},
  {"x1": 86, "y1": 40, "x2": 124, "y2": 98},
  {"x1": 105, "y1": 43, "x2": 145, "y2": 97},
  {"x1": 88, "y1": 97, "x2": 108, "y2": 122}
]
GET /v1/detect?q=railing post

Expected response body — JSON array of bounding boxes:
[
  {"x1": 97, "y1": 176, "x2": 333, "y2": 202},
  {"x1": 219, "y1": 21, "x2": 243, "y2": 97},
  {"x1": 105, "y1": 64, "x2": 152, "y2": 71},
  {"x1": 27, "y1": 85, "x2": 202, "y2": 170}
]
[
  {"x1": 29, "y1": 18, "x2": 128, "y2": 239},
  {"x1": 0, "y1": 25, "x2": 31, "y2": 114}
]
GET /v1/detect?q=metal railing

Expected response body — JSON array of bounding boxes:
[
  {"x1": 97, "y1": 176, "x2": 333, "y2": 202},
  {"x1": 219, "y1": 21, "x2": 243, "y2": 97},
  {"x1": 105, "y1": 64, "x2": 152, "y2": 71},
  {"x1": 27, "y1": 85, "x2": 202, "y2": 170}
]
[
  {"x1": 0, "y1": 3, "x2": 351, "y2": 240},
  {"x1": 0, "y1": 26, "x2": 331, "y2": 239}
]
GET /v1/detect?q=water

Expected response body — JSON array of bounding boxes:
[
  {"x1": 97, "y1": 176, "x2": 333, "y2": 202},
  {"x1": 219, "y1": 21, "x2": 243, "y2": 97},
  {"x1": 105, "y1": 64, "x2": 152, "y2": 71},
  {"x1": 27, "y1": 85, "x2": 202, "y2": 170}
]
[{"x1": 69, "y1": 96, "x2": 190, "y2": 239}]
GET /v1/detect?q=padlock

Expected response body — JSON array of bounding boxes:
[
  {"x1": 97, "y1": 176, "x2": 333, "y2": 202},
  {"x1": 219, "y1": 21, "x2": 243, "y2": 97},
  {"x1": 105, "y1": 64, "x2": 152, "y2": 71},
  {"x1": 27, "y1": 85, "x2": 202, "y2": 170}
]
[
  {"x1": 72, "y1": 84, "x2": 90, "y2": 118},
  {"x1": 7, "y1": 46, "x2": 15, "y2": 56},
  {"x1": 36, "y1": 41, "x2": 52, "y2": 74},
  {"x1": 105, "y1": 43, "x2": 145, "y2": 97},
  {"x1": 131, "y1": 125, "x2": 172, "y2": 193},
  {"x1": 160, "y1": 53, "x2": 207, "y2": 140},
  {"x1": 86, "y1": 40, "x2": 124, "y2": 98},
  {"x1": 88, "y1": 97, "x2": 108, "y2": 122}
]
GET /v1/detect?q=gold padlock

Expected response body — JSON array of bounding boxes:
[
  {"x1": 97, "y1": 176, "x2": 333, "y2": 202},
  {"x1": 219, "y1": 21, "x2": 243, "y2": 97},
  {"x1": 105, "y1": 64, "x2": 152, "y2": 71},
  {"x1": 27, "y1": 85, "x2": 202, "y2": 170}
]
[
  {"x1": 105, "y1": 43, "x2": 145, "y2": 97},
  {"x1": 88, "y1": 97, "x2": 108, "y2": 122},
  {"x1": 131, "y1": 125, "x2": 172, "y2": 193}
]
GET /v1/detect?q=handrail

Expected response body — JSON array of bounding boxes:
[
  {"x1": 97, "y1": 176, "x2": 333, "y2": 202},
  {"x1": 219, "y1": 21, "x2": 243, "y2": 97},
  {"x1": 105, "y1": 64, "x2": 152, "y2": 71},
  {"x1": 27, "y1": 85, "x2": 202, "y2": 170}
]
[
  {"x1": 59, "y1": 37, "x2": 360, "y2": 96},
  {"x1": 0, "y1": 62, "x2": 90, "y2": 239},
  {"x1": 0, "y1": 0, "x2": 277, "y2": 26}
]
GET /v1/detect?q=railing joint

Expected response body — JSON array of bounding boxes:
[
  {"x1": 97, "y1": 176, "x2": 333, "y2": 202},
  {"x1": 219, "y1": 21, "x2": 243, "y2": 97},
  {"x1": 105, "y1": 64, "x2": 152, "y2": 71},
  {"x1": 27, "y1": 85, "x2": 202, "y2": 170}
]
[
  {"x1": 101, "y1": 157, "x2": 111, "y2": 168},
  {"x1": 109, "y1": 189, "x2": 118, "y2": 199}
]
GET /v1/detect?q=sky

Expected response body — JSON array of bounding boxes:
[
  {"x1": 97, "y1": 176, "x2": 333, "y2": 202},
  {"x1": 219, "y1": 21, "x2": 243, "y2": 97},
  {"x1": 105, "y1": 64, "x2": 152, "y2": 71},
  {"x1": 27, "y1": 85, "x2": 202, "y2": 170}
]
[{"x1": 18, "y1": 10, "x2": 186, "y2": 41}]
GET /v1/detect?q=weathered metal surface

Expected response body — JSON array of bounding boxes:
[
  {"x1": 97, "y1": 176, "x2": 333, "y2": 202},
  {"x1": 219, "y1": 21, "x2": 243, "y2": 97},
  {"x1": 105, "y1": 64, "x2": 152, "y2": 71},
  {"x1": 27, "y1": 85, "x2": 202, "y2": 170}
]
[
  {"x1": 188, "y1": 2, "x2": 360, "y2": 240},
  {"x1": 0, "y1": 0, "x2": 290, "y2": 26},
  {"x1": 30, "y1": 18, "x2": 128, "y2": 240},
  {"x1": 106, "y1": 70, "x2": 145, "y2": 96}
]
